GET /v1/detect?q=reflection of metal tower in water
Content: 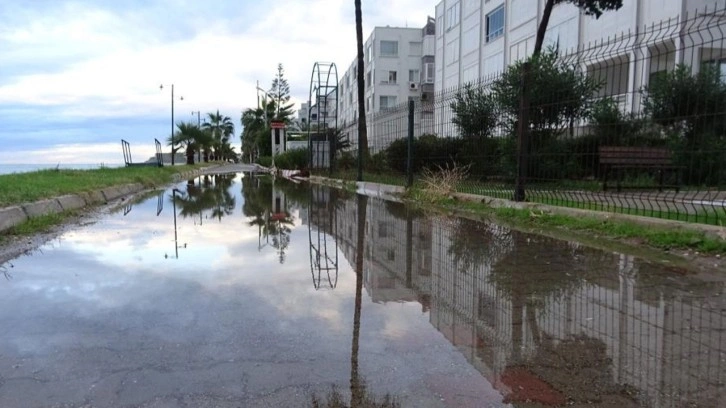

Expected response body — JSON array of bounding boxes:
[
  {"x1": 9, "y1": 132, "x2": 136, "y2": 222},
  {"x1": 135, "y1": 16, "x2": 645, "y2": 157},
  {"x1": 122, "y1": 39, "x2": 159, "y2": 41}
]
[
  {"x1": 307, "y1": 62, "x2": 338, "y2": 170},
  {"x1": 308, "y1": 187, "x2": 339, "y2": 290}
]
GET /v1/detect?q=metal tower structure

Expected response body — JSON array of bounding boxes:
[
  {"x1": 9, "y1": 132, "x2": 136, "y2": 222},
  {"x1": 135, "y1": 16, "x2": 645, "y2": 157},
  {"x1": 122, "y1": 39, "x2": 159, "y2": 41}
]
[{"x1": 307, "y1": 62, "x2": 338, "y2": 170}]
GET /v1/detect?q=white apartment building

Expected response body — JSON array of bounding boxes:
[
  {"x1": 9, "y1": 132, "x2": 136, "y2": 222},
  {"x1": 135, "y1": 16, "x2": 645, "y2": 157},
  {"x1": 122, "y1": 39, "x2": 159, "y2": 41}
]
[
  {"x1": 339, "y1": 18, "x2": 436, "y2": 152},
  {"x1": 434, "y1": 0, "x2": 726, "y2": 135}
]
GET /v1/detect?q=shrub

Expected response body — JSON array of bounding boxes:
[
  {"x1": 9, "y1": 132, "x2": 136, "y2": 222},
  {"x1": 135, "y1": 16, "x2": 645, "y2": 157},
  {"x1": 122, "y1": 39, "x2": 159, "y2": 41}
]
[
  {"x1": 384, "y1": 134, "x2": 465, "y2": 174},
  {"x1": 256, "y1": 156, "x2": 272, "y2": 167},
  {"x1": 337, "y1": 151, "x2": 356, "y2": 170},
  {"x1": 273, "y1": 148, "x2": 309, "y2": 170}
]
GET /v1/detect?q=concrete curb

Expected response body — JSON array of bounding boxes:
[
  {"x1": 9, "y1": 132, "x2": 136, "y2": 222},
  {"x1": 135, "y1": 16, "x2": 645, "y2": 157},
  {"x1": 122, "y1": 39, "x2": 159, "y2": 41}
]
[
  {"x1": 308, "y1": 176, "x2": 726, "y2": 242},
  {"x1": 0, "y1": 165, "x2": 223, "y2": 235}
]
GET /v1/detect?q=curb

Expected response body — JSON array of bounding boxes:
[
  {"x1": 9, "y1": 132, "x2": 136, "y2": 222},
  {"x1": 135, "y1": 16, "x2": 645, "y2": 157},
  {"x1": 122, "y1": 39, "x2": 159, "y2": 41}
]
[
  {"x1": 308, "y1": 176, "x2": 726, "y2": 242},
  {"x1": 0, "y1": 165, "x2": 222, "y2": 235}
]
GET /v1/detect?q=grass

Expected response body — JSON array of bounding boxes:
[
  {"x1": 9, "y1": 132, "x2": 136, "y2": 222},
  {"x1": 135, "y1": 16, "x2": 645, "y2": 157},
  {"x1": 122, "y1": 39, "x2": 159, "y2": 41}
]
[
  {"x1": 0, "y1": 164, "x2": 210, "y2": 208},
  {"x1": 404, "y1": 188, "x2": 726, "y2": 255}
]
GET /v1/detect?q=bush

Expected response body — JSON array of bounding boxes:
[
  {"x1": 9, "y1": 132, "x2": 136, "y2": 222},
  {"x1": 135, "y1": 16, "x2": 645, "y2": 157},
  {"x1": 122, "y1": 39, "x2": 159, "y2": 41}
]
[
  {"x1": 337, "y1": 151, "x2": 356, "y2": 171},
  {"x1": 384, "y1": 134, "x2": 465, "y2": 174},
  {"x1": 256, "y1": 156, "x2": 272, "y2": 167},
  {"x1": 273, "y1": 148, "x2": 309, "y2": 170}
]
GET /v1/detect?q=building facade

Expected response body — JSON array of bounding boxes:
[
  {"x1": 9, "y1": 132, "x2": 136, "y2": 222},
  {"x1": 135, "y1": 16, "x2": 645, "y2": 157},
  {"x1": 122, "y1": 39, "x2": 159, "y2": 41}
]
[
  {"x1": 433, "y1": 0, "x2": 726, "y2": 135},
  {"x1": 338, "y1": 18, "x2": 436, "y2": 152}
]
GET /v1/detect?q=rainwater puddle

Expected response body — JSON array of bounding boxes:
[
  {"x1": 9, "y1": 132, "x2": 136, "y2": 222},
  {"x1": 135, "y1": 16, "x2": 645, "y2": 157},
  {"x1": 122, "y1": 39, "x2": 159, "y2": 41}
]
[{"x1": 0, "y1": 172, "x2": 724, "y2": 407}]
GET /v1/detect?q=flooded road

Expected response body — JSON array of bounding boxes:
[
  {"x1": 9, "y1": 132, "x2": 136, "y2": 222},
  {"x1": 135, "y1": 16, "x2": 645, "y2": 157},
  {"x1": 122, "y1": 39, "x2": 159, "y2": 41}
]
[{"x1": 0, "y1": 172, "x2": 724, "y2": 407}]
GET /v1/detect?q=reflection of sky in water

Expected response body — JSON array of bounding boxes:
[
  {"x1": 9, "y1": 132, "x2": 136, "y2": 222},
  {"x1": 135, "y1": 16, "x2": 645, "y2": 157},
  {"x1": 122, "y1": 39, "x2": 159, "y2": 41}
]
[{"x1": 0, "y1": 174, "x2": 505, "y2": 407}]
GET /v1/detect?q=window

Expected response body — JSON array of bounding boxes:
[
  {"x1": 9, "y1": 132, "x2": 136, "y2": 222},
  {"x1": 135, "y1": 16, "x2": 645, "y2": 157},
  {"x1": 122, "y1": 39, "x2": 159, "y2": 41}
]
[
  {"x1": 409, "y1": 69, "x2": 420, "y2": 82},
  {"x1": 486, "y1": 5, "x2": 505, "y2": 42},
  {"x1": 353, "y1": 69, "x2": 357, "y2": 80},
  {"x1": 379, "y1": 95, "x2": 397, "y2": 110},
  {"x1": 380, "y1": 40, "x2": 398, "y2": 57},
  {"x1": 378, "y1": 221, "x2": 390, "y2": 237},
  {"x1": 366, "y1": 71, "x2": 372, "y2": 88},
  {"x1": 366, "y1": 45, "x2": 372, "y2": 62},
  {"x1": 424, "y1": 63, "x2": 434, "y2": 83},
  {"x1": 384, "y1": 71, "x2": 397, "y2": 84},
  {"x1": 704, "y1": 59, "x2": 726, "y2": 82},
  {"x1": 446, "y1": 2, "x2": 460, "y2": 30},
  {"x1": 409, "y1": 41, "x2": 423, "y2": 56},
  {"x1": 386, "y1": 249, "x2": 395, "y2": 261}
]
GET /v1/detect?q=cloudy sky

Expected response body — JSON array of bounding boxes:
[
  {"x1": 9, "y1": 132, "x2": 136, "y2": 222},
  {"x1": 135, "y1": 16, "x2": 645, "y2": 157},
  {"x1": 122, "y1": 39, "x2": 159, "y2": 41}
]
[{"x1": 0, "y1": 0, "x2": 433, "y2": 164}]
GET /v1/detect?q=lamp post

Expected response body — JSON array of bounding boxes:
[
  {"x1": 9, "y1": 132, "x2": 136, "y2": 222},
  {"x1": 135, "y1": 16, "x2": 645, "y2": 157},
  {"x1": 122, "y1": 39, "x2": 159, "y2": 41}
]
[
  {"x1": 160, "y1": 84, "x2": 183, "y2": 165},
  {"x1": 191, "y1": 110, "x2": 202, "y2": 163}
]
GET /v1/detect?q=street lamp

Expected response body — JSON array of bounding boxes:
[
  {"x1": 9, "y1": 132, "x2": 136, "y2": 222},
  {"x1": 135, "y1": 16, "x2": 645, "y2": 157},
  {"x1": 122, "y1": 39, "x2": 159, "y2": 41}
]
[
  {"x1": 160, "y1": 84, "x2": 183, "y2": 165},
  {"x1": 191, "y1": 110, "x2": 202, "y2": 163}
]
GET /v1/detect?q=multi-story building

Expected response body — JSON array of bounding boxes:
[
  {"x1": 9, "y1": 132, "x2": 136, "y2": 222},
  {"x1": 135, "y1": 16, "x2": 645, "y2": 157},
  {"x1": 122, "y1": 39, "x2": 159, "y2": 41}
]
[
  {"x1": 338, "y1": 18, "x2": 436, "y2": 152},
  {"x1": 433, "y1": 0, "x2": 725, "y2": 135}
]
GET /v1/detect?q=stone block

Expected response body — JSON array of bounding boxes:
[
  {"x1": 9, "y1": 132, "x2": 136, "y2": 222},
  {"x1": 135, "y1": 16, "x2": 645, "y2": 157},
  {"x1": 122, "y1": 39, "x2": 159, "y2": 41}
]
[
  {"x1": 0, "y1": 206, "x2": 28, "y2": 232},
  {"x1": 22, "y1": 199, "x2": 63, "y2": 217},
  {"x1": 57, "y1": 195, "x2": 86, "y2": 211}
]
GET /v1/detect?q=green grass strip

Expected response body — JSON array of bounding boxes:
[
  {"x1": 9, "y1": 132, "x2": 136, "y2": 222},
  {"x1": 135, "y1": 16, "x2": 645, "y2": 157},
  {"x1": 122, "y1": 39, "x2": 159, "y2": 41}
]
[
  {"x1": 405, "y1": 189, "x2": 726, "y2": 255},
  {"x1": 0, "y1": 164, "x2": 209, "y2": 207}
]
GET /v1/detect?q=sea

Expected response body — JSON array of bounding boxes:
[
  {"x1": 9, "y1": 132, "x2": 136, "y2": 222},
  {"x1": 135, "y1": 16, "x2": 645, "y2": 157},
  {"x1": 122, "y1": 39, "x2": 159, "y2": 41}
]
[{"x1": 0, "y1": 163, "x2": 124, "y2": 175}]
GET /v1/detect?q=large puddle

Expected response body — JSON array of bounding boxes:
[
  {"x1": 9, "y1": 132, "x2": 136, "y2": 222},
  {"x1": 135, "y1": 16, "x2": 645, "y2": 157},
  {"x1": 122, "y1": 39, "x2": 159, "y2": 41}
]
[{"x1": 0, "y1": 172, "x2": 724, "y2": 407}]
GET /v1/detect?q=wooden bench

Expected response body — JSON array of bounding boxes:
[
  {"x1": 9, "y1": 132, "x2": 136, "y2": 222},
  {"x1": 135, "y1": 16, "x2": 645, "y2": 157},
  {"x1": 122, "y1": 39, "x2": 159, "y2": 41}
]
[{"x1": 599, "y1": 146, "x2": 681, "y2": 192}]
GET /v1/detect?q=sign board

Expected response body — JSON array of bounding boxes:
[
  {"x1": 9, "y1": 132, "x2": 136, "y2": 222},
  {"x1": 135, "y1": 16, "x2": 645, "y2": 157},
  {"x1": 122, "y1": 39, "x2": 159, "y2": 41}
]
[{"x1": 271, "y1": 121, "x2": 285, "y2": 129}]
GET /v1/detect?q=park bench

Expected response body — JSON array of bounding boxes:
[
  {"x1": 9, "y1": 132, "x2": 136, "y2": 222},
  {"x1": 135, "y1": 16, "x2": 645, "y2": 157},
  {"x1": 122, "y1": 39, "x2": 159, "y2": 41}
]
[
  {"x1": 121, "y1": 139, "x2": 163, "y2": 167},
  {"x1": 599, "y1": 146, "x2": 681, "y2": 192}
]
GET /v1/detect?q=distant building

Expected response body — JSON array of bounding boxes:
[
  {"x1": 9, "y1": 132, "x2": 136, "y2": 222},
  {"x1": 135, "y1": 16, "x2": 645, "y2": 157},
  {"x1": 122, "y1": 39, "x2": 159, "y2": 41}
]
[{"x1": 338, "y1": 18, "x2": 437, "y2": 152}]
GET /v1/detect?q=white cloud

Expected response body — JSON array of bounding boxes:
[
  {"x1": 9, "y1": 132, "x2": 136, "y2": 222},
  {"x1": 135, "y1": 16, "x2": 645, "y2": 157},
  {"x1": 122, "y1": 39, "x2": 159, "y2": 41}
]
[{"x1": 0, "y1": 0, "x2": 436, "y2": 163}]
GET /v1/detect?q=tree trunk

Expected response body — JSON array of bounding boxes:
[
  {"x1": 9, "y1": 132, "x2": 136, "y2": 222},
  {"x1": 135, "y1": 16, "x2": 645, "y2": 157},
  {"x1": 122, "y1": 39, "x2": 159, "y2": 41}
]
[
  {"x1": 534, "y1": 0, "x2": 556, "y2": 57},
  {"x1": 186, "y1": 145, "x2": 195, "y2": 165},
  {"x1": 354, "y1": 0, "x2": 369, "y2": 175},
  {"x1": 350, "y1": 193, "x2": 368, "y2": 407}
]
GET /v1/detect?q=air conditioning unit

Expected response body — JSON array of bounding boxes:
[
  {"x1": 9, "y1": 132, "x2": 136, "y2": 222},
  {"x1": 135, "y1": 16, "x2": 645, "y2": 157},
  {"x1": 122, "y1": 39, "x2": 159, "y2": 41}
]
[{"x1": 409, "y1": 82, "x2": 419, "y2": 91}]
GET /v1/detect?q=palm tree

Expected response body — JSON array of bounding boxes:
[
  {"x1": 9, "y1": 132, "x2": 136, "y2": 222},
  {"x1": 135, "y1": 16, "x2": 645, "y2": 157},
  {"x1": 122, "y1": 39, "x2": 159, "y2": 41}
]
[
  {"x1": 354, "y1": 0, "x2": 369, "y2": 177},
  {"x1": 202, "y1": 110, "x2": 234, "y2": 161}
]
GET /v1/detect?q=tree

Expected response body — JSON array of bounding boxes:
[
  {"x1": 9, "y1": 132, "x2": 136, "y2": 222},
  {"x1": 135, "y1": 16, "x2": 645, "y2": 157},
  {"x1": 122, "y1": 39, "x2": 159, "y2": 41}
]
[
  {"x1": 643, "y1": 64, "x2": 726, "y2": 185},
  {"x1": 493, "y1": 49, "x2": 601, "y2": 134},
  {"x1": 168, "y1": 122, "x2": 203, "y2": 165},
  {"x1": 354, "y1": 0, "x2": 369, "y2": 176},
  {"x1": 450, "y1": 83, "x2": 498, "y2": 139},
  {"x1": 202, "y1": 110, "x2": 234, "y2": 161},
  {"x1": 268, "y1": 63, "x2": 295, "y2": 122},
  {"x1": 534, "y1": 0, "x2": 623, "y2": 56}
]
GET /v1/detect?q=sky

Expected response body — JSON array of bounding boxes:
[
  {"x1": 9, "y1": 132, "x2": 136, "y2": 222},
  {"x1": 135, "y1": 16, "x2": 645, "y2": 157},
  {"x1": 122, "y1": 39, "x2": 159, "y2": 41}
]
[{"x1": 0, "y1": 0, "x2": 433, "y2": 164}]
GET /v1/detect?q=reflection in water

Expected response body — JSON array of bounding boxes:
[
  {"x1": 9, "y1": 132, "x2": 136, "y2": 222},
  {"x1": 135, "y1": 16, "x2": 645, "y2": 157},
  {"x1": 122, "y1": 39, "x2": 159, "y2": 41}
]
[
  {"x1": 242, "y1": 174, "x2": 295, "y2": 263},
  {"x1": 308, "y1": 186, "x2": 340, "y2": 290},
  {"x1": 310, "y1": 193, "x2": 400, "y2": 408},
  {"x1": 308, "y1": 191, "x2": 726, "y2": 407}
]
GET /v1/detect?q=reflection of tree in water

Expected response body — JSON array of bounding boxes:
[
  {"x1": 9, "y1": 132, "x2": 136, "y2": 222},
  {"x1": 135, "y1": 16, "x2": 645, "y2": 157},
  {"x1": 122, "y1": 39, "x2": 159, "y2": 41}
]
[
  {"x1": 447, "y1": 217, "x2": 514, "y2": 273},
  {"x1": 310, "y1": 194, "x2": 399, "y2": 408},
  {"x1": 173, "y1": 174, "x2": 237, "y2": 222},
  {"x1": 241, "y1": 174, "x2": 294, "y2": 263},
  {"x1": 508, "y1": 335, "x2": 641, "y2": 407}
]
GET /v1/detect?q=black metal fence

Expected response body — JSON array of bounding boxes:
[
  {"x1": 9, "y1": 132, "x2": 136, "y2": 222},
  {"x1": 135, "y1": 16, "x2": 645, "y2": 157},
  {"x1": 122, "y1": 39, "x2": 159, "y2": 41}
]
[{"x1": 330, "y1": 4, "x2": 726, "y2": 225}]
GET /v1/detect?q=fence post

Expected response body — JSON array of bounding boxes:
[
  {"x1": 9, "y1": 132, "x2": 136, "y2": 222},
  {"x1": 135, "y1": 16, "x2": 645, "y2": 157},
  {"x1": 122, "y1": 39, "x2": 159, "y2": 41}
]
[
  {"x1": 329, "y1": 129, "x2": 336, "y2": 175},
  {"x1": 514, "y1": 62, "x2": 530, "y2": 202},
  {"x1": 407, "y1": 99, "x2": 415, "y2": 188}
]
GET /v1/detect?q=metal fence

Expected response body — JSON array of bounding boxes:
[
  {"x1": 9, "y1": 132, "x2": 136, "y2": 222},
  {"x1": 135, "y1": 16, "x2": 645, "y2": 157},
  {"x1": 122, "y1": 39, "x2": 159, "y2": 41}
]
[{"x1": 329, "y1": 3, "x2": 726, "y2": 225}]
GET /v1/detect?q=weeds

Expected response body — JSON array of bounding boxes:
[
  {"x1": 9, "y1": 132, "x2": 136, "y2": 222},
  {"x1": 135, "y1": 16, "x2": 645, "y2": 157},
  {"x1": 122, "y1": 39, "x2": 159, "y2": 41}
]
[{"x1": 420, "y1": 163, "x2": 470, "y2": 199}]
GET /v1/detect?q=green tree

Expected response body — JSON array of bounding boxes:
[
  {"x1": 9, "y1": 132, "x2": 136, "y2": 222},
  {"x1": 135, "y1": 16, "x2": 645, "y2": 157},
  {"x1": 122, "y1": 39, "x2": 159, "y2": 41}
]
[
  {"x1": 450, "y1": 83, "x2": 498, "y2": 138},
  {"x1": 493, "y1": 49, "x2": 601, "y2": 133},
  {"x1": 534, "y1": 0, "x2": 623, "y2": 56},
  {"x1": 269, "y1": 63, "x2": 295, "y2": 121},
  {"x1": 202, "y1": 110, "x2": 235, "y2": 161},
  {"x1": 643, "y1": 64, "x2": 726, "y2": 186},
  {"x1": 167, "y1": 122, "x2": 204, "y2": 165}
]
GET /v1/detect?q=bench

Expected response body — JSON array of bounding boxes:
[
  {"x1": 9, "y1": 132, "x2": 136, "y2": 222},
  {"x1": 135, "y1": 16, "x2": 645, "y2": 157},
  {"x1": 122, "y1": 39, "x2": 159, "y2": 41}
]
[{"x1": 599, "y1": 146, "x2": 681, "y2": 192}]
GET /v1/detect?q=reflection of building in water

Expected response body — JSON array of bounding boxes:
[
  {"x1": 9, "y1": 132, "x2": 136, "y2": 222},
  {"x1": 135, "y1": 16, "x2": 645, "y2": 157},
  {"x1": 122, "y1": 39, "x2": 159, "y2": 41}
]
[{"x1": 314, "y1": 193, "x2": 725, "y2": 407}]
